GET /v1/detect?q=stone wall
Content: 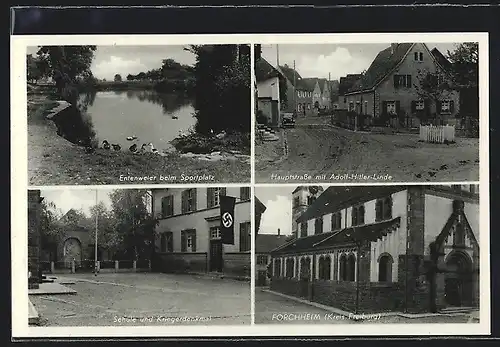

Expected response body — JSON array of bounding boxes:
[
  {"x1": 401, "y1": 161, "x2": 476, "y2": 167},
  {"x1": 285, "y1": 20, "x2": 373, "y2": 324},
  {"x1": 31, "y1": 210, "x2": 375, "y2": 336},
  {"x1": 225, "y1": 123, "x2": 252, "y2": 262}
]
[
  {"x1": 28, "y1": 190, "x2": 42, "y2": 289},
  {"x1": 224, "y1": 252, "x2": 251, "y2": 278}
]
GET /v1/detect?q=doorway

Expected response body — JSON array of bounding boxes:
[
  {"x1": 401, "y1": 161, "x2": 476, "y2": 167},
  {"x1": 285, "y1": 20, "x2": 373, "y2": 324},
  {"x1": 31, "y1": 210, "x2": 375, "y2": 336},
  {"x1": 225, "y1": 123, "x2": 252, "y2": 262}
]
[
  {"x1": 210, "y1": 239, "x2": 223, "y2": 272},
  {"x1": 444, "y1": 252, "x2": 473, "y2": 307}
]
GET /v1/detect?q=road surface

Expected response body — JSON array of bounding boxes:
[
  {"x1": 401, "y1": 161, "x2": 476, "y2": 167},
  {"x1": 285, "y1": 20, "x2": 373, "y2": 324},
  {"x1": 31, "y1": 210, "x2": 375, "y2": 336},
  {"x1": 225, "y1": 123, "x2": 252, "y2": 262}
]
[
  {"x1": 30, "y1": 273, "x2": 251, "y2": 326},
  {"x1": 255, "y1": 124, "x2": 479, "y2": 183}
]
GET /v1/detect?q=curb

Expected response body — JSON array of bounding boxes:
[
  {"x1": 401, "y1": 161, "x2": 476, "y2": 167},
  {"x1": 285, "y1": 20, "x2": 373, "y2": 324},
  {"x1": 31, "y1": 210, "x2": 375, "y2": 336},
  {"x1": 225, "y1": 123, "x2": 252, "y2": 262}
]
[{"x1": 261, "y1": 288, "x2": 477, "y2": 321}]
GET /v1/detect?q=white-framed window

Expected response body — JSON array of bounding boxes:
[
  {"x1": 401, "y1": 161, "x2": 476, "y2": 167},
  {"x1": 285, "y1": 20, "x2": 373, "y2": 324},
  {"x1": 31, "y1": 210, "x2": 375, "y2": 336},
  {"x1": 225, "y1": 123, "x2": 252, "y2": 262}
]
[
  {"x1": 441, "y1": 100, "x2": 451, "y2": 113},
  {"x1": 297, "y1": 104, "x2": 302, "y2": 112},
  {"x1": 386, "y1": 101, "x2": 396, "y2": 114},
  {"x1": 415, "y1": 100, "x2": 425, "y2": 110},
  {"x1": 186, "y1": 235, "x2": 193, "y2": 250},
  {"x1": 414, "y1": 52, "x2": 424, "y2": 62},
  {"x1": 207, "y1": 187, "x2": 225, "y2": 208},
  {"x1": 210, "y1": 226, "x2": 221, "y2": 240}
]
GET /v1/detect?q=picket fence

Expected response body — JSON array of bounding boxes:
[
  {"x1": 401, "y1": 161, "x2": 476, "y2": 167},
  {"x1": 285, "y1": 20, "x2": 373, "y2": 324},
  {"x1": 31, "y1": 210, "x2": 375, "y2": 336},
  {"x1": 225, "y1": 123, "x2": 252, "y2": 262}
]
[{"x1": 419, "y1": 125, "x2": 455, "y2": 144}]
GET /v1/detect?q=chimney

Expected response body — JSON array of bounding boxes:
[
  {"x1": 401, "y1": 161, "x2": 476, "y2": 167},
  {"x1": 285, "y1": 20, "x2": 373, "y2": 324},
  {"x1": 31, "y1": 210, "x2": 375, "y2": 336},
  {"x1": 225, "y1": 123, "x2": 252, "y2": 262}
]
[
  {"x1": 391, "y1": 43, "x2": 399, "y2": 54},
  {"x1": 278, "y1": 228, "x2": 281, "y2": 236}
]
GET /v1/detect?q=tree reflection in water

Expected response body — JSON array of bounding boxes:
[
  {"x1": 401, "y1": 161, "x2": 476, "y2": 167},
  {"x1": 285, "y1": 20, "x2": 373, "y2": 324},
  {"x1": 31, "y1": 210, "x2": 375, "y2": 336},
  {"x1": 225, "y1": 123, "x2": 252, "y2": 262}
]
[{"x1": 124, "y1": 90, "x2": 192, "y2": 117}]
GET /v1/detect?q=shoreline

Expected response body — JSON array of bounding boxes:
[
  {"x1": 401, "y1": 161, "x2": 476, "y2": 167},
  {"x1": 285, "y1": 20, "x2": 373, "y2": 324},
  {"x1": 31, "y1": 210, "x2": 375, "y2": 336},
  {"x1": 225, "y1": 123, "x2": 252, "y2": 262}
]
[{"x1": 27, "y1": 93, "x2": 250, "y2": 185}]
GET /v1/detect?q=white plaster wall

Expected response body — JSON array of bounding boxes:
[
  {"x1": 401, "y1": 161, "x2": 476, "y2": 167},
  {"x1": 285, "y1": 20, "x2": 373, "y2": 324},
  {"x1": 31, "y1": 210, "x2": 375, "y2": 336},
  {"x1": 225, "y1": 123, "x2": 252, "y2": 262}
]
[
  {"x1": 424, "y1": 194, "x2": 453, "y2": 256},
  {"x1": 257, "y1": 76, "x2": 280, "y2": 101},
  {"x1": 324, "y1": 213, "x2": 332, "y2": 233},
  {"x1": 307, "y1": 219, "x2": 315, "y2": 236}
]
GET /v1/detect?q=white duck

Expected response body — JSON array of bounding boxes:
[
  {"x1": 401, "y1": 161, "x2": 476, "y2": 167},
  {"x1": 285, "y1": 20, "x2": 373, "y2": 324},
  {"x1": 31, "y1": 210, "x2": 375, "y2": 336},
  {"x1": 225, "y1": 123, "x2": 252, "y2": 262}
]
[
  {"x1": 215, "y1": 131, "x2": 227, "y2": 140},
  {"x1": 147, "y1": 143, "x2": 158, "y2": 154},
  {"x1": 126, "y1": 135, "x2": 138, "y2": 141}
]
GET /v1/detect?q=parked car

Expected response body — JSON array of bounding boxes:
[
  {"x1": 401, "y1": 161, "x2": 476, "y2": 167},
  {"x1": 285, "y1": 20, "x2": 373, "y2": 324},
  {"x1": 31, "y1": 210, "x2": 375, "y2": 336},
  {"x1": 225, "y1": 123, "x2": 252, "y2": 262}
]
[{"x1": 281, "y1": 112, "x2": 295, "y2": 128}]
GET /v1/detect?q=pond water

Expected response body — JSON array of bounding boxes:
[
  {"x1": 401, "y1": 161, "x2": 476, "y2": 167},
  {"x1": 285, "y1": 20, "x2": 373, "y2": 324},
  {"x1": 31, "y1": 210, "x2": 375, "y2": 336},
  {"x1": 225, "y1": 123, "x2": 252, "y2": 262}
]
[{"x1": 54, "y1": 90, "x2": 196, "y2": 153}]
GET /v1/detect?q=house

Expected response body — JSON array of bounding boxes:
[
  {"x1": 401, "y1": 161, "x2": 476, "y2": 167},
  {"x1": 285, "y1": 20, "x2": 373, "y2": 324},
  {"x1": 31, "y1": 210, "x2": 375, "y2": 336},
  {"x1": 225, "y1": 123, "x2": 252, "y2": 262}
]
[
  {"x1": 269, "y1": 184, "x2": 479, "y2": 314},
  {"x1": 256, "y1": 231, "x2": 290, "y2": 287},
  {"x1": 152, "y1": 187, "x2": 252, "y2": 278},
  {"x1": 255, "y1": 57, "x2": 286, "y2": 126},
  {"x1": 312, "y1": 78, "x2": 332, "y2": 110},
  {"x1": 344, "y1": 43, "x2": 460, "y2": 128},
  {"x1": 28, "y1": 190, "x2": 43, "y2": 289},
  {"x1": 291, "y1": 186, "x2": 324, "y2": 239},
  {"x1": 338, "y1": 74, "x2": 363, "y2": 109},
  {"x1": 277, "y1": 64, "x2": 316, "y2": 117}
]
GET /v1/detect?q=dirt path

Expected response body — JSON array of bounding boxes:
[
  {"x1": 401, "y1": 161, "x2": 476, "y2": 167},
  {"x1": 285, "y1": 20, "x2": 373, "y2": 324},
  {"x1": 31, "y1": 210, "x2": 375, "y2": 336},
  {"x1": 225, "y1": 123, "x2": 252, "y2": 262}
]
[
  {"x1": 255, "y1": 125, "x2": 479, "y2": 183},
  {"x1": 27, "y1": 95, "x2": 250, "y2": 185}
]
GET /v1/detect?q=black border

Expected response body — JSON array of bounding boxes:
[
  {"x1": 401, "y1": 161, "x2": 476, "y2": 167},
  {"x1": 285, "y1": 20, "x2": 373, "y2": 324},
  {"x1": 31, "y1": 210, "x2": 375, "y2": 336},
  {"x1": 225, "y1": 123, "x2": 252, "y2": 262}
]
[{"x1": 9, "y1": 4, "x2": 500, "y2": 342}]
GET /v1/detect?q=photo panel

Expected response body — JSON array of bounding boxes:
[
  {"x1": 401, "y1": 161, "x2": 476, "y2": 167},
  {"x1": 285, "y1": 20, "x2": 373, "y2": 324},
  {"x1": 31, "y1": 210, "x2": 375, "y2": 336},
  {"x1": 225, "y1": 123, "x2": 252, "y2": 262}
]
[
  {"x1": 254, "y1": 40, "x2": 482, "y2": 184},
  {"x1": 24, "y1": 42, "x2": 251, "y2": 186},
  {"x1": 254, "y1": 184, "x2": 485, "y2": 326},
  {"x1": 26, "y1": 186, "x2": 251, "y2": 327}
]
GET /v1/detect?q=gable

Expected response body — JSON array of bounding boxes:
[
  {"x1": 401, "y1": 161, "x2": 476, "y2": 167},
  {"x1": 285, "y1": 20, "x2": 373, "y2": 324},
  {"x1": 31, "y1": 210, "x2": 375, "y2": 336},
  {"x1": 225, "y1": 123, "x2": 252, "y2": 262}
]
[{"x1": 255, "y1": 58, "x2": 282, "y2": 82}]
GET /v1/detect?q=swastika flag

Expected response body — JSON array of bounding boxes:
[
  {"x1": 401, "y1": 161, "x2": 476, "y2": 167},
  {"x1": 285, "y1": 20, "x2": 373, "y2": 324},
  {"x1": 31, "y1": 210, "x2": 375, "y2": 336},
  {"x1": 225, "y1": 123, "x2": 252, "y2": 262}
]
[{"x1": 220, "y1": 195, "x2": 236, "y2": 245}]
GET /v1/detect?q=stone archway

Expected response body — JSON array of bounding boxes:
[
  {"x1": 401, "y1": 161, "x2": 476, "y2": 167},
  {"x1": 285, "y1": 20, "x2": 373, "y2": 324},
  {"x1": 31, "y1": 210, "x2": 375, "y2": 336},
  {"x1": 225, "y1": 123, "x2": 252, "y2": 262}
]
[
  {"x1": 444, "y1": 251, "x2": 473, "y2": 307},
  {"x1": 62, "y1": 237, "x2": 82, "y2": 268}
]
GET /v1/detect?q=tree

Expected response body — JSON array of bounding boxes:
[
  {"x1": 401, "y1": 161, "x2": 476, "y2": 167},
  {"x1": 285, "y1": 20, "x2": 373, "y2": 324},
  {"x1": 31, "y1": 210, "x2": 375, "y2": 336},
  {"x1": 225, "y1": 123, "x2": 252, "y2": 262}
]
[
  {"x1": 126, "y1": 74, "x2": 135, "y2": 81},
  {"x1": 114, "y1": 74, "x2": 122, "y2": 82},
  {"x1": 39, "y1": 200, "x2": 64, "y2": 261},
  {"x1": 27, "y1": 54, "x2": 43, "y2": 83},
  {"x1": 189, "y1": 44, "x2": 251, "y2": 134},
  {"x1": 86, "y1": 201, "x2": 121, "y2": 259},
  {"x1": 414, "y1": 68, "x2": 455, "y2": 124},
  {"x1": 109, "y1": 190, "x2": 158, "y2": 261},
  {"x1": 447, "y1": 42, "x2": 478, "y2": 88}
]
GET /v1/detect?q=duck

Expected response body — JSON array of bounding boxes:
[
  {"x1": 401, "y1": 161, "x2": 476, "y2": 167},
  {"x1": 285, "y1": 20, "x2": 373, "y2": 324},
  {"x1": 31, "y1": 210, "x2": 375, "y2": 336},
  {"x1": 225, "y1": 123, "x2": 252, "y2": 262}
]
[
  {"x1": 126, "y1": 135, "x2": 138, "y2": 141},
  {"x1": 172, "y1": 115, "x2": 179, "y2": 120},
  {"x1": 112, "y1": 144, "x2": 121, "y2": 151},
  {"x1": 147, "y1": 143, "x2": 156, "y2": 153},
  {"x1": 102, "y1": 140, "x2": 111, "y2": 150},
  {"x1": 84, "y1": 146, "x2": 95, "y2": 154},
  {"x1": 215, "y1": 131, "x2": 226, "y2": 140},
  {"x1": 140, "y1": 143, "x2": 148, "y2": 153},
  {"x1": 129, "y1": 144, "x2": 138, "y2": 153}
]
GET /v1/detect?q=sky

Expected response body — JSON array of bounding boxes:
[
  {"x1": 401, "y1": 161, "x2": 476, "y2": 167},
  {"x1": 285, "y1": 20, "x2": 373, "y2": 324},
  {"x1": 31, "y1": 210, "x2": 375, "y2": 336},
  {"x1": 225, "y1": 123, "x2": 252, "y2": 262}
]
[
  {"x1": 40, "y1": 189, "x2": 114, "y2": 216},
  {"x1": 255, "y1": 186, "x2": 327, "y2": 236},
  {"x1": 27, "y1": 45, "x2": 197, "y2": 81},
  {"x1": 261, "y1": 42, "x2": 461, "y2": 81}
]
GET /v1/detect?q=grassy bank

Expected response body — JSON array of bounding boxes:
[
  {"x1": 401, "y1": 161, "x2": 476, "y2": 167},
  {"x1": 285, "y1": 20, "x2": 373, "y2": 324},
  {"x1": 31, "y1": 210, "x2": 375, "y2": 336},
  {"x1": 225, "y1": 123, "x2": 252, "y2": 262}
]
[
  {"x1": 171, "y1": 132, "x2": 250, "y2": 155},
  {"x1": 27, "y1": 95, "x2": 250, "y2": 185}
]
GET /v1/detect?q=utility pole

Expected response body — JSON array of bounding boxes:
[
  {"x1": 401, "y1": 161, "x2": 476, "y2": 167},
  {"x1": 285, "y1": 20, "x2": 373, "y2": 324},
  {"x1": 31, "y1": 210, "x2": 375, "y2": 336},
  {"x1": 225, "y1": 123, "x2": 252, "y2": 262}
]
[
  {"x1": 94, "y1": 190, "x2": 98, "y2": 276},
  {"x1": 293, "y1": 60, "x2": 297, "y2": 117},
  {"x1": 276, "y1": 44, "x2": 280, "y2": 67}
]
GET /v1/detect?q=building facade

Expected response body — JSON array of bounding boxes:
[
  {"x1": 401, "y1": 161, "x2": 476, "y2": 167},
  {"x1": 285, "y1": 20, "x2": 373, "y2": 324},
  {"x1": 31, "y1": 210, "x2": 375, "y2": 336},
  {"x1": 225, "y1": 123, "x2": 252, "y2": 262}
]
[
  {"x1": 270, "y1": 185, "x2": 479, "y2": 314},
  {"x1": 291, "y1": 186, "x2": 324, "y2": 239},
  {"x1": 344, "y1": 43, "x2": 460, "y2": 128},
  {"x1": 152, "y1": 187, "x2": 252, "y2": 278},
  {"x1": 255, "y1": 232, "x2": 290, "y2": 287},
  {"x1": 28, "y1": 190, "x2": 43, "y2": 289},
  {"x1": 256, "y1": 57, "x2": 285, "y2": 126}
]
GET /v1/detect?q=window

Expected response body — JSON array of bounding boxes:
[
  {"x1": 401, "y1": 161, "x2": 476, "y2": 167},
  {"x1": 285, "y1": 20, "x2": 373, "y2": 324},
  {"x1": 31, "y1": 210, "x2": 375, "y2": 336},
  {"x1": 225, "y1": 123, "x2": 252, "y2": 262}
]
[
  {"x1": 378, "y1": 254, "x2": 393, "y2": 282},
  {"x1": 415, "y1": 100, "x2": 425, "y2": 110},
  {"x1": 240, "y1": 187, "x2": 250, "y2": 201},
  {"x1": 286, "y1": 258, "x2": 295, "y2": 278},
  {"x1": 300, "y1": 222, "x2": 308, "y2": 238},
  {"x1": 181, "y1": 189, "x2": 197, "y2": 213},
  {"x1": 386, "y1": 101, "x2": 396, "y2": 114},
  {"x1": 419, "y1": 52, "x2": 423, "y2": 61},
  {"x1": 293, "y1": 196, "x2": 300, "y2": 208},
  {"x1": 470, "y1": 185, "x2": 478, "y2": 194},
  {"x1": 161, "y1": 195, "x2": 174, "y2": 217},
  {"x1": 315, "y1": 217, "x2": 323, "y2": 235},
  {"x1": 331, "y1": 212, "x2": 342, "y2": 231},
  {"x1": 160, "y1": 232, "x2": 173, "y2": 252},
  {"x1": 347, "y1": 254, "x2": 356, "y2": 281},
  {"x1": 300, "y1": 257, "x2": 311, "y2": 279},
  {"x1": 257, "y1": 255, "x2": 268, "y2": 265},
  {"x1": 375, "y1": 197, "x2": 393, "y2": 222},
  {"x1": 181, "y1": 229, "x2": 196, "y2": 252},
  {"x1": 274, "y1": 258, "x2": 282, "y2": 277},
  {"x1": 207, "y1": 187, "x2": 226, "y2": 208},
  {"x1": 440, "y1": 100, "x2": 454, "y2": 114},
  {"x1": 307, "y1": 196, "x2": 316, "y2": 205},
  {"x1": 414, "y1": 52, "x2": 424, "y2": 61},
  {"x1": 393, "y1": 74, "x2": 412, "y2": 88},
  {"x1": 297, "y1": 104, "x2": 301, "y2": 112},
  {"x1": 239, "y1": 222, "x2": 251, "y2": 252},
  {"x1": 414, "y1": 52, "x2": 418, "y2": 61},
  {"x1": 344, "y1": 97, "x2": 347, "y2": 103},
  {"x1": 210, "y1": 226, "x2": 221, "y2": 240},
  {"x1": 352, "y1": 205, "x2": 365, "y2": 226},
  {"x1": 453, "y1": 223, "x2": 466, "y2": 246},
  {"x1": 318, "y1": 255, "x2": 331, "y2": 280},
  {"x1": 307, "y1": 103, "x2": 311, "y2": 110},
  {"x1": 339, "y1": 254, "x2": 347, "y2": 281},
  {"x1": 349, "y1": 101, "x2": 354, "y2": 111},
  {"x1": 364, "y1": 101, "x2": 368, "y2": 114}
]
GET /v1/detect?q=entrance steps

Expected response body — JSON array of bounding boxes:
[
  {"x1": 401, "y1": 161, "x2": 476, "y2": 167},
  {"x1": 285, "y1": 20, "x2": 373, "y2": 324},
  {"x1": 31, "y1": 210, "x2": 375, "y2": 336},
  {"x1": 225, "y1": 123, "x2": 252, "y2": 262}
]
[{"x1": 257, "y1": 124, "x2": 279, "y2": 141}]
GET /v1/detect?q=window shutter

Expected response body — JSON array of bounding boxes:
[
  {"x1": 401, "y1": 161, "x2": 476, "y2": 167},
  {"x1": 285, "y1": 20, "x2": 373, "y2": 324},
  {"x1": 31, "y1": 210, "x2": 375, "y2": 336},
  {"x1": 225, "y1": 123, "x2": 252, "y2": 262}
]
[
  {"x1": 393, "y1": 75, "x2": 399, "y2": 88},
  {"x1": 395, "y1": 100, "x2": 401, "y2": 115},
  {"x1": 407, "y1": 75, "x2": 412, "y2": 88},
  {"x1": 382, "y1": 101, "x2": 388, "y2": 116},
  {"x1": 191, "y1": 230, "x2": 196, "y2": 252},
  {"x1": 239, "y1": 224, "x2": 245, "y2": 252},
  {"x1": 161, "y1": 197, "x2": 166, "y2": 217},
  {"x1": 192, "y1": 189, "x2": 197, "y2": 211},
  {"x1": 181, "y1": 231, "x2": 186, "y2": 252},
  {"x1": 168, "y1": 232, "x2": 173, "y2": 252},
  {"x1": 414, "y1": 52, "x2": 418, "y2": 61},
  {"x1": 411, "y1": 101, "x2": 416, "y2": 113},
  {"x1": 181, "y1": 191, "x2": 186, "y2": 214},
  {"x1": 436, "y1": 100, "x2": 442, "y2": 114},
  {"x1": 450, "y1": 100, "x2": 455, "y2": 113}
]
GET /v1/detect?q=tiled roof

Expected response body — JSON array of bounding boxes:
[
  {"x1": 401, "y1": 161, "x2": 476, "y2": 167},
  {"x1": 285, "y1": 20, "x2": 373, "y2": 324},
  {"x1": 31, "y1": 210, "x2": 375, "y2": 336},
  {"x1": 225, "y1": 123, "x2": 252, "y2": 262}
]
[
  {"x1": 279, "y1": 65, "x2": 302, "y2": 86},
  {"x1": 256, "y1": 234, "x2": 290, "y2": 253},
  {"x1": 347, "y1": 43, "x2": 414, "y2": 94},
  {"x1": 255, "y1": 196, "x2": 267, "y2": 214},
  {"x1": 430, "y1": 47, "x2": 453, "y2": 72},
  {"x1": 339, "y1": 74, "x2": 363, "y2": 95},
  {"x1": 255, "y1": 57, "x2": 282, "y2": 82},
  {"x1": 299, "y1": 78, "x2": 319, "y2": 91},
  {"x1": 272, "y1": 217, "x2": 401, "y2": 254},
  {"x1": 296, "y1": 185, "x2": 406, "y2": 223}
]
